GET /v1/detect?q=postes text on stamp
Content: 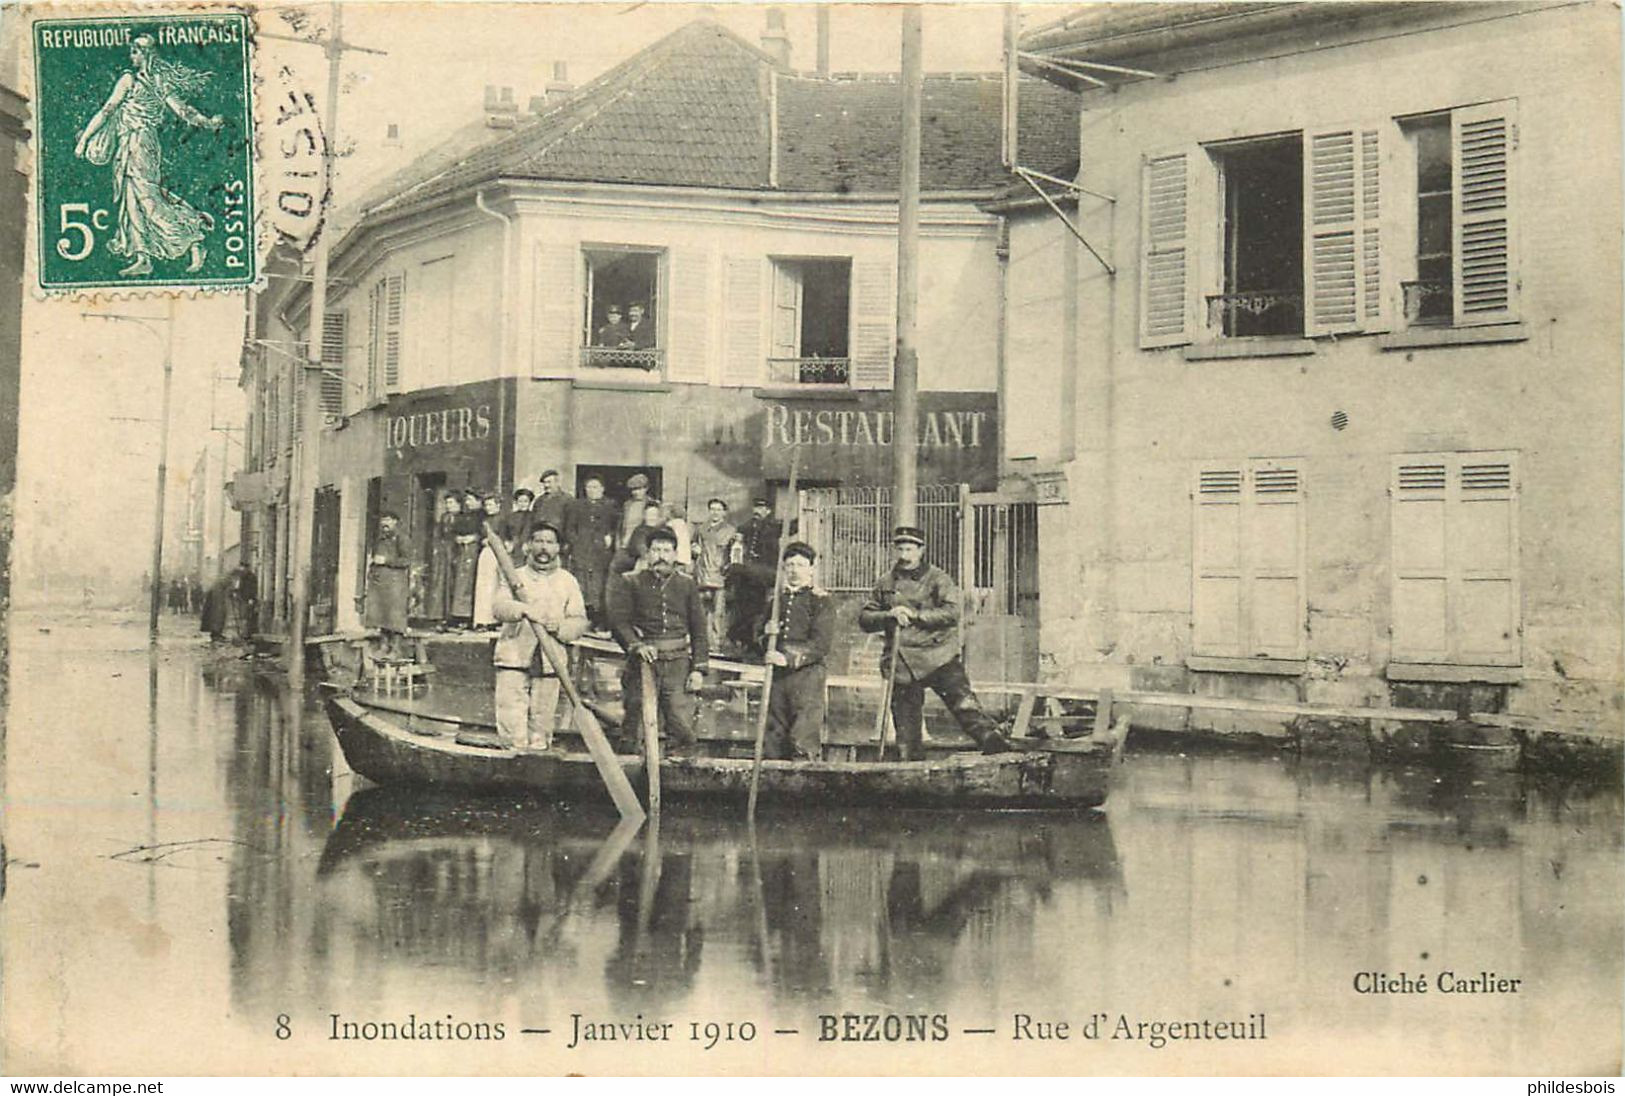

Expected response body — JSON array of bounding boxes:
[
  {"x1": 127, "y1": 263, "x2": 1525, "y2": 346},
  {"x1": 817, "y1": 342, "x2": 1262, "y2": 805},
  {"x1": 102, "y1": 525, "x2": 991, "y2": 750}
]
[{"x1": 33, "y1": 12, "x2": 255, "y2": 291}]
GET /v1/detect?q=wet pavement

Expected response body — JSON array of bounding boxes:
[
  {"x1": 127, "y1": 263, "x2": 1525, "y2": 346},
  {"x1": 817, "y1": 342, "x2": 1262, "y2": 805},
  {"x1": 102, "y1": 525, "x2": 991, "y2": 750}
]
[{"x1": 3, "y1": 614, "x2": 1621, "y2": 1075}]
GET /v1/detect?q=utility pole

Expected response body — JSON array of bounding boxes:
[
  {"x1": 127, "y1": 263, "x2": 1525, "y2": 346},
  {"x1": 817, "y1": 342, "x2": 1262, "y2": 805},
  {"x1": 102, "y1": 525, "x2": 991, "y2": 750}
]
[
  {"x1": 893, "y1": 7, "x2": 923, "y2": 527},
  {"x1": 281, "y1": 4, "x2": 381, "y2": 681}
]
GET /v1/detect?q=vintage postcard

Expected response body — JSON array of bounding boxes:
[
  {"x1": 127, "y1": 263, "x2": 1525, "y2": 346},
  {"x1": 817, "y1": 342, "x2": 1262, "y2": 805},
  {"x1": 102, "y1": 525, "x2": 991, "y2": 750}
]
[{"x1": 0, "y1": 0, "x2": 1620, "y2": 1080}]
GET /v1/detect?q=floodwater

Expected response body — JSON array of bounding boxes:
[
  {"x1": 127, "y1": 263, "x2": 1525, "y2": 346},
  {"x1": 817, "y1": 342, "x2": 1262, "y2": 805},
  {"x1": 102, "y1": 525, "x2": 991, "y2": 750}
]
[{"x1": 3, "y1": 615, "x2": 1621, "y2": 1076}]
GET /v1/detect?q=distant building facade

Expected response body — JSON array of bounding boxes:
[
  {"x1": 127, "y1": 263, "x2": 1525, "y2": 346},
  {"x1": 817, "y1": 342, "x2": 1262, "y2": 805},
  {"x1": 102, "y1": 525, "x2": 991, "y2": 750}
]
[{"x1": 1002, "y1": 2, "x2": 1622, "y2": 727}]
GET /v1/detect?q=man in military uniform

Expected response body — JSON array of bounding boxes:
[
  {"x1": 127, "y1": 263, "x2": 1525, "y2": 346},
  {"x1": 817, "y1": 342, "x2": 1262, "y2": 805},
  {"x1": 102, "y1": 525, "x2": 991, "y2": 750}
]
[
  {"x1": 762, "y1": 541, "x2": 835, "y2": 760},
  {"x1": 606, "y1": 526, "x2": 708, "y2": 752},
  {"x1": 858, "y1": 525, "x2": 1013, "y2": 759},
  {"x1": 726, "y1": 497, "x2": 781, "y2": 655}
]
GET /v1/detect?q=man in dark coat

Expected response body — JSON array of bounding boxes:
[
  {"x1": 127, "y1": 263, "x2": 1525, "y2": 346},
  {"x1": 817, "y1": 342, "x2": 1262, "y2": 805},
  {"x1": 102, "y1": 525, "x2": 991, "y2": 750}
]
[
  {"x1": 364, "y1": 511, "x2": 412, "y2": 657},
  {"x1": 564, "y1": 474, "x2": 619, "y2": 629},
  {"x1": 533, "y1": 469, "x2": 571, "y2": 536},
  {"x1": 858, "y1": 525, "x2": 1013, "y2": 759},
  {"x1": 762, "y1": 541, "x2": 835, "y2": 760},
  {"x1": 605, "y1": 527, "x2": 708, "y2": 752},
  {"x1": 229, "y1": 562, "x2": 258, "y2": 641},
  {"x1": 624, "y1": 302, "x2": 656, "y2": 351},
  {"x1": 726, "y1": 498, "x2": 780, "y2": 655}
]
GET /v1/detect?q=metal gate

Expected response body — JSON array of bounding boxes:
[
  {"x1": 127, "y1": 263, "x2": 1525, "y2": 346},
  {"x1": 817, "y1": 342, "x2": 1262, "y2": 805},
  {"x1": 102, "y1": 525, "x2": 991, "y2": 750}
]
[{"x1": 798, "y1": 486, "x2": 1039, "y2": 684}]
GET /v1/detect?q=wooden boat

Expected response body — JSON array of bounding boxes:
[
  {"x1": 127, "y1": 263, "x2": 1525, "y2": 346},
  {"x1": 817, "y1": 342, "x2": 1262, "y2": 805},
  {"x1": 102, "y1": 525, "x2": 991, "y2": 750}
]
[{"x1": 325, "y1": 690, "x2": 1125, "y2": 811}]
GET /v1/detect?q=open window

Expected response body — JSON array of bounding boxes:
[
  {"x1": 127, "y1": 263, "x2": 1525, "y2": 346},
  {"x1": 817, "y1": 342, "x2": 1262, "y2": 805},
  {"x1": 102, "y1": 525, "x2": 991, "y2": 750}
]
[
  {"x1": 1209, "y1": 136, "x2": 1304, "y2": 337},
  {"x1": 769, "y1": 257, "x2": 852, "y2": 385},
  {"x1": 581, "y1": 248, "x2": 663, "y2": 372}
]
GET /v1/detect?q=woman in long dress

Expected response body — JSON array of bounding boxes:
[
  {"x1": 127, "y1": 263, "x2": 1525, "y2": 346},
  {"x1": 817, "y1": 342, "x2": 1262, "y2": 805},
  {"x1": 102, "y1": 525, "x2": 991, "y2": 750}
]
[
  {"x1": 74, "y1": 36, "x2": 224, "y2": 277},
  {"x1": 448, "y1": 489, "x2": 482, "y2": 628}
]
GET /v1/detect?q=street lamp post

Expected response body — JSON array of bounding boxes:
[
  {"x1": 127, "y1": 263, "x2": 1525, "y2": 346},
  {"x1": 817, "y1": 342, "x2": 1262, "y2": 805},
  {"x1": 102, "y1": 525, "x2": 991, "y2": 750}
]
[{"x1": 83, "y1": 300, "x2": 176, "y2": 642}]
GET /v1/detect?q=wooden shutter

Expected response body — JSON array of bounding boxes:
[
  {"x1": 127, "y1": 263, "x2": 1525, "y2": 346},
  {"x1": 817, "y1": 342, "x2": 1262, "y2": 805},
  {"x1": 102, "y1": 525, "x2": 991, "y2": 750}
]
[
  {"x1": 1192, "y1": 465, "x2": 1243, "y2": 655},
  {"x1": 1246, "y1": 463, "x2": 1305, "y2": 658},
  {"x1": 850, "y1": 255, "x2": 894, "y2": 388},
  {"x1": 1359, "y1": 125, "x2": 1389, "y2": 331},
  {"x1": 289, "y1": 358, "x2": 303, "y2": 440},
  {"x1": 1454, "y1": 455, "x2": 1519, "y2": 665},
  {"x1": 1452, "y1": 99, "x2": 1518, "y2": 327},
  {"x1": 366, "y1": 279, "x2": 381, "y2": 405},
  {"x1": 1304, "y1": 126, "x2": 1360, "y2": 335},
  {"x1": 532, "y1": 241, "x2": 579, "y2": 378},
  {"x1": 721, "y1": 255, "x2": 764, "y2": 386},
  {"x1": 1390, "y1": 458, "x2": 1453, "y2": 662},
  {"x1": 665, "y1": 247, "x2": 710, "y2": 383},
  {"x1": 320, "y1": 310, "x2": 346, "y2": 419},
  {"x1": 1141, "y1": 151, "x2": 1191, "y2": 348},
  {"x1": 771, "y1": 261, "x2": 803, "y2": 359},
  {"x1": 383, "y1": 272, "x2": 404, "y2": 393}
]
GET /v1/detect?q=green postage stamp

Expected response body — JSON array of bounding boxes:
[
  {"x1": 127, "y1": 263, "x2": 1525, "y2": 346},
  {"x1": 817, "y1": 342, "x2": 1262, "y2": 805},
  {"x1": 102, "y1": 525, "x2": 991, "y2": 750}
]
[{"x1": 32, "y1": 12, "x2": 256, "y2": 291}]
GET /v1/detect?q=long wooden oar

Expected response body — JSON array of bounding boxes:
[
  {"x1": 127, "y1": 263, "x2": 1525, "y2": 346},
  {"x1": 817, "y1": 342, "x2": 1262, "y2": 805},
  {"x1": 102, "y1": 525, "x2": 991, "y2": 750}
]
[
  {"x1": 483, "y1": 521, "x2": 645, "y2": 823},
  {"x1": 873, "y1": 627, "x2": 901, "y2": 759},
  {"x1": 639, "y1": 660, "x2": 661, "y2": 814},
  {"x1": 746, "y1": 447, "x2": 801, "y2": 822}
]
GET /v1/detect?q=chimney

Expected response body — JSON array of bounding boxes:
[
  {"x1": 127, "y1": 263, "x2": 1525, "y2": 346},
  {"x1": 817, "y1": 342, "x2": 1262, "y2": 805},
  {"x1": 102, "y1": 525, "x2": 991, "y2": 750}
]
[
  {"x1": 760, "y1": 8, "x2": 790, "y2": 67},
  {"x1": 546, "y1": 61, "x2": 573, "y2": 98},
  {"x1": 484, "y1": 85, "x2": 517, "y2": 129}
]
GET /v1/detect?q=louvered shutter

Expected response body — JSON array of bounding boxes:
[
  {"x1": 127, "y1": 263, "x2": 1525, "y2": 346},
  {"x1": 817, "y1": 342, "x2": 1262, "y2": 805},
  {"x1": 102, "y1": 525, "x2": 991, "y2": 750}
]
[
  {"x1": 366, "y1": 280, "x2": 381, "y2": 405},
  {"x1": 1304, "y1": 126, "x2": 1361, "y2": 335},
  {"x1": 1246, "y1": 463, "x2": 1305, "y2": 658},
  {"x1": 1454, "y1": 455, "x2": 1519, "y2": 665},
  {"x1": 850, "y1": 256, "x2": 894, "y2": 388},
  {"x1": 770, "y1": 261, "x2": 802, "y2": 359},
  {"x1": 721, "y1": 255, "x2": 764, "y2": 386},
  {"x1": 532, "y1": 241, "x2": 579, "y2": 378},
  {"x1": 383, "y1": 273, "x2": 404, "y2": 393},
  {"x1": 289, "y1": 358, "x2": 303, "y2": 441},
  {"x1": 1192, "y1": 465, "x2": 1244, "y2": 655},
  {"x1": 1141, "y1": 151, "x2": 1191, "y2": 348},
  {"x1": 1359, "y1": 125, "x2": 1389, "y2": 331},
  {"x1": 320, "y1": 310, "x2": 345, "y2": 419},
  {"x1": 665, "y1": 247, "x2": 710, "y2": 383},
  {"x1": 1390, "y1": 459, "x2": 1452, "y2": 662},
  {"x1": 1452, "y1": 99, "x2": 1518, "y2": 327}
]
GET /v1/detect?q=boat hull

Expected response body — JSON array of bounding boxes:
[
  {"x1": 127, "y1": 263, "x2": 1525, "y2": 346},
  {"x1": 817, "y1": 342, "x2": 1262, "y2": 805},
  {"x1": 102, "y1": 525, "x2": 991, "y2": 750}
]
[{"x1": 326, "y1": 694, "x2": 1118, "y2": 811}]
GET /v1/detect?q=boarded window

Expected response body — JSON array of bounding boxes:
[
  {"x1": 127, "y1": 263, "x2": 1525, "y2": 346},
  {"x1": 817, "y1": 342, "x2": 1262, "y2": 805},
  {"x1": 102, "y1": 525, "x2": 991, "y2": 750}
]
[
  {"x1": 1192, "y1": 460, "x2": 1305, "y2": 659},
  {"x1": 1390, "y1": 451, "x2": 1520, "y2": 666}
]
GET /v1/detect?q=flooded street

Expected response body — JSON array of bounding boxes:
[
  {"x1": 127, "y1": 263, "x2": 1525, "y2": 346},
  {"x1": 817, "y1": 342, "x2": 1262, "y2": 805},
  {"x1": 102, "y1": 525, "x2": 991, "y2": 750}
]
[{"x1": 4, "y1": 616, "x2": 1621, "y2": 1075}]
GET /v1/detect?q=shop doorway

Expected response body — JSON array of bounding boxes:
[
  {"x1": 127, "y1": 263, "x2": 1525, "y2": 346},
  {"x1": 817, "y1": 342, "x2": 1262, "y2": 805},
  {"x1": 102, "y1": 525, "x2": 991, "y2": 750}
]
[
  {"x1": 412, "y1": 472, "x2": 447, "y2": 621},
  {"x1": 576, "y1": 464, "x2": 663, "y2": 506},
  {"x1": 310, "y1": 486, "x2": 342, "y2": 636}
]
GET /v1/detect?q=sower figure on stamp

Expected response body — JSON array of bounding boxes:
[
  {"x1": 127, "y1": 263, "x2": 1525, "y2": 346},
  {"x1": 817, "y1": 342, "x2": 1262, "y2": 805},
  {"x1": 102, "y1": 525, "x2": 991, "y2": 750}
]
[
  {"x1": 605, "y1": 526, "x2": 708, "y2": 754},
  {"x1": 762, "y1": 541, "x2": 835, "y2": 761},
  {"x1": 73, "y1": 35, "x2": 223, "y2": 277},
  {"x1": 363, "y1": 511, "x2": 412, "y2": 658},
  {"x1": 492, "y1": 523, "x2": 588, "y2": 751},
  {"x1": 858, "y1": 525, "x2": 1014, "y2": 759}
]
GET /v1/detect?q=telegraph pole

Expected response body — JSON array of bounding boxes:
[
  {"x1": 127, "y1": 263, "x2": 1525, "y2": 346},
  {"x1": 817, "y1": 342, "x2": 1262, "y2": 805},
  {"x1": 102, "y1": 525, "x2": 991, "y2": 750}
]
[
  {"x1": 282, "y1": 4, "x2": 381, "y2": 681},
  {"x1": 151, "y1": 299, "x2": 175, "y2": 642},
  {"x1": 893, "y1": 7, "x2": 923, "y2": 527}
]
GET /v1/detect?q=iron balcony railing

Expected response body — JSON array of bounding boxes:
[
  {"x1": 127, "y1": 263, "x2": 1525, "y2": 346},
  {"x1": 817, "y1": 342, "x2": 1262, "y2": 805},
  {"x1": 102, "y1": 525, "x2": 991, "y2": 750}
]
[
  {"x1": 580, "y1": 346, "x2": 664, "y2": 372},
  {"x1": 1205, "y1": 290, "x2": 1304, "y2": 337},
  {"x1": 767, "y1": 356, "x2": 852, "y2": 386},
  {"x1": 1402, "y1": 279, "x2": 1452, "y2": 325}
]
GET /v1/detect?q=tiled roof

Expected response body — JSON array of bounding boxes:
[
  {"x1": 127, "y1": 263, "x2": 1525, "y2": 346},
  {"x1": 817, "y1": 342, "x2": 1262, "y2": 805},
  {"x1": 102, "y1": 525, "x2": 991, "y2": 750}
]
[
  {"x1": 776, "y1": 72, "x2": 1077, "y2": 192},
  {"x1": 356, "y1": 18, "x2": 1080, "y2": 226}
]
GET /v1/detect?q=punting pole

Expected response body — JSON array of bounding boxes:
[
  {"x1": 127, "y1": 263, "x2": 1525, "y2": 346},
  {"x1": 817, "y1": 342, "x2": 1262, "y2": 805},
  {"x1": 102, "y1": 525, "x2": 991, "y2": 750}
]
[
  {"x1": 893, "y1": 5, "x2": 923, "y2": 529},
  {"x1": 482, "y1": 520, "x2": 645, "y2": 822},
  {"x1": 746, "y1": 446, "x2": 801, "y2": 822},
  {"x1": 640, "y1": 660, "x2": 661, "y2": 815}
]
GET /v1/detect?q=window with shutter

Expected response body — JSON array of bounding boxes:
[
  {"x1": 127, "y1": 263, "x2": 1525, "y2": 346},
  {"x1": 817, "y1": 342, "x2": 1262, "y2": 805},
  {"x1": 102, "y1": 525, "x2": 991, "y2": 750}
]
[
  {"x1": 366, "y1": 278, "x2": 384, "y2": 406},
  {"x1": 1390, "y1": 451, "x2": 1519, "y2": 666},
  {"x1": 721, "y1": 255, "x2": 764, "y2": 387},
  {"x1": 1303, "y1": 125, "x2": 1385, "y2": 335},
  {"x1": 320, "y1": 310, "x2": 346, "y2": 420},
  {"x1": 1192, "y1": 460, "x2": 1305, "y2": 659},
  {"x1": 768, "y1": 258, "x2": 853, "y2": 386},
  {"x1": 1140, "y1": 151, "x2": 1191, "y2": 348},
  {"x1": 580, "y1": 247, "x2": 663, "y2": 374},
  {"x1": 849, "y1": 256, "x2": 894, "y2": 388}
]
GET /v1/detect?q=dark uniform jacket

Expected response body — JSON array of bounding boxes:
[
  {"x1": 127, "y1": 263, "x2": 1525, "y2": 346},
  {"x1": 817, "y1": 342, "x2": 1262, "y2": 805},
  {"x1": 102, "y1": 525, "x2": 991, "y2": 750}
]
[
  {"x1": 857, "y1": 562, "x2": 963, "y2": 681},
  {"x1": 532, "y1": 493, "x2": 570, "y2": 537},
  {"x1": 606, "y1": 566, "x2": 710, "y2": 669},
  {"x1": 564, "y1": 497, "x2": 618, "y2": 557},
  {"x1": 735, "y1": 516, "x2": 783, "y2": 583},
  {"x1": 773, "y1": 584, "x2": 836, "y2": 671}
]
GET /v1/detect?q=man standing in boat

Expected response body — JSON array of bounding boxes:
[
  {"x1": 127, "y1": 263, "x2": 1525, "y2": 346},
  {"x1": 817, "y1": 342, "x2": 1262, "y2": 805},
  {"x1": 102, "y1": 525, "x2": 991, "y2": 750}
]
[
  {"x1": 364, "y1": 511, "x2": 412, "y2": 658},
  {"x1": 762, "y1": 541, "x2": 835, "y2": 760},
  {"x1": 859, "y1": 525, "x2": 1014, "y2": 759},
  {"x1": 605, "y1": 526, "x2": 708, "y2": 753},
  {"x1": 492, "y1": 522, "x2": 589, "y2": 751}
]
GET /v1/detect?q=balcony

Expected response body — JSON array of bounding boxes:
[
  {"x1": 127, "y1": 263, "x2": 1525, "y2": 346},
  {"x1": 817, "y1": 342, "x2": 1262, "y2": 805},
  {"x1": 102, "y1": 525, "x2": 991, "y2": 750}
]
[
  {"x1": 579, "y1": 346, "x2": 663, "y2": 373},
  {"x1": 1205, "y1": 290, "x2": 1304, "y2": 338},
  {"x1": 767, "y1": 356, "x2": 851, "y2": 388},
  {"x1": 1402, "y1": 279, "x2": 1452, "y2": 326}
]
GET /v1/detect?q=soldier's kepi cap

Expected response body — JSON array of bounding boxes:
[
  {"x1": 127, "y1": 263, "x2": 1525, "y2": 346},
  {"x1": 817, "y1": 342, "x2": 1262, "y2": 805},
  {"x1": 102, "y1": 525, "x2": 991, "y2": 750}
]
[
  {"x1": 783, "y1": 540, "x2": 817, "y2": 563},
  {"x1": 626, "y1": 473, "x2": 650, "y2": 489},
  {"x1": 892, "y1": 525, "x2": 927, "y2": 547}
]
